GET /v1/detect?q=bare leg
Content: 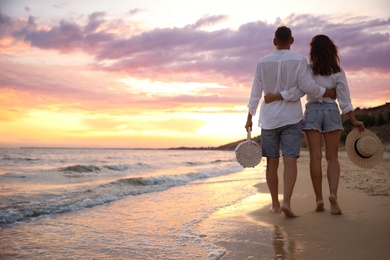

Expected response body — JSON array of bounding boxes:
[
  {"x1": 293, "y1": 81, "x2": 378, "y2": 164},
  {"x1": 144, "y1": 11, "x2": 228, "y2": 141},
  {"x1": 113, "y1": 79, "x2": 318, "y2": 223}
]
[
  {"x1": 281, "y1": 156, "x2": 299, "y2": 218},
  {"x1": 266, "y1": 157, "x2": 281, "y2": 213},
  {"x1": 305, "y1": 130, "x2": 324, "y2": 212},
  {"x1": 324, "y1": 130, "x2": 342, "y2": 215}
]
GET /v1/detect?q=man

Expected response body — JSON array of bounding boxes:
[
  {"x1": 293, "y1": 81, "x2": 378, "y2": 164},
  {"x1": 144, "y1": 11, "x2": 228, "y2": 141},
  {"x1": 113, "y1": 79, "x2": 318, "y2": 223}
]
[{"x1": 245, "y1": 26, "x2": 335, "y2": 217}]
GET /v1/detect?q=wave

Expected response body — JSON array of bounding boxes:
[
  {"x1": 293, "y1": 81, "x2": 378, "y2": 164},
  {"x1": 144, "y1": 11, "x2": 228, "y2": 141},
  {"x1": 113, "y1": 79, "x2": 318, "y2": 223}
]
[
  {"x1": 114, "y1": 171, "x2": 211, "y2": 186},
  {"x1": 185, "y1": 159, "x2": 233, "y2": 166},
  {"x1": 59, "y1": 165, "x2": 101, "y2": 173},
  {"x1": 2, "y1": 156, "x2": 39, "y2": 162},
  {"x1": 0, "y1": 173, "x2": 27, "y2": 178},
  {"x1": 103, "y1": 163, "x2": 150, "y2": 171},
  {"x1": 0, "y1": 163, "x2": 242, "y2": 225},
  {"x1": 58, "y1": 163, "x2": 152, "y2": 175},
  {"x1": 212, "y1": 159, "x2": 232, "y2": 163}
]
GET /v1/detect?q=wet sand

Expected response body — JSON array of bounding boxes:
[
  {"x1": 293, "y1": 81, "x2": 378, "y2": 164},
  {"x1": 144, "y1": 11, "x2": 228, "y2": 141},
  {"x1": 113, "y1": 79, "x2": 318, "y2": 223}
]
[{"x1": 198, "y1": 151, "x2": 390, "y2": 260}]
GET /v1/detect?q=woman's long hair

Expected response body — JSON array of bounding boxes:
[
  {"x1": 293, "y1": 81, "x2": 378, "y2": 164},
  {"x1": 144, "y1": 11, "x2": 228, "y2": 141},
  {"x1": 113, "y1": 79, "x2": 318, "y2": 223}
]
[{"x1": 310, "y1": 35, "x2": 341, "y2": 76}]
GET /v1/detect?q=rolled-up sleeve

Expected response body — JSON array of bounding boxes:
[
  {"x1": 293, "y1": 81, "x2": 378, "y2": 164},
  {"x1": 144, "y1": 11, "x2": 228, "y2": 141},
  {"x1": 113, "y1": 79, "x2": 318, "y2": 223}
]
[
  {"x1": 336, "y1": 70, "x2": 354, "y2": 113},
  {"x1": 247, "y1": 63, "x2": 263, "y2": 116}
]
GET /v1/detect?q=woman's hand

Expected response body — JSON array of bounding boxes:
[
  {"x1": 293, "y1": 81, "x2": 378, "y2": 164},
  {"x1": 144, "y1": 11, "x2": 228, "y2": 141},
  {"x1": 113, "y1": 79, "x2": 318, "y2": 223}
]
[
  {"x1": 353, "y1": 120, "x2": 365, "y2": 132},
  {"x1": 347, "y1": 111, "x2": 365, "y2": 133}
]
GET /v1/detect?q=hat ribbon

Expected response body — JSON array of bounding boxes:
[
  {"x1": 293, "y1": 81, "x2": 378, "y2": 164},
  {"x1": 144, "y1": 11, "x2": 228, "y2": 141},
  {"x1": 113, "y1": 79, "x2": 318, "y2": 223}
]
[{"x1": 354, "y1": 138, "x2": 372, "y2": 159}]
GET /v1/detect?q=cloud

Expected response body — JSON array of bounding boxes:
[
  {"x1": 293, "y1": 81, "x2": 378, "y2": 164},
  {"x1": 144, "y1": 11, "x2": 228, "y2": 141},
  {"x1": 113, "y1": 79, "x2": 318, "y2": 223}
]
[
  {"x1": 0, "y1": 58, "x2": 242, "y2": 116},
  {"x1": 185, "y1": 15, "x2": 228, "y2": 30},
  {"x1": 93, "y1": 14, "x2": 390, "y2": 84},
  {"x1": 92, "y1": 19, "x2": 274, "y2": 86},
  {"x1": 0, "y1": 11, "x2": 389, "y2": 113},
  {"x1": 287, "y1": 16, "x2": 390, "y2": 74},
  {"x1": 2, "y1": 11, "x2": 389, "y2": 82},
  {"x1": 127, "y1": 9, "x2": 143, "y2": 16},
  {"x1": 0, "y1": 12, "x2": 18, "y2": 38},
  {"x1": 84, "y1": 12, "x2": 106, "y2": 33},
  {"x1": 24, "y1": 20, "x2": 84, "y2": 51}
]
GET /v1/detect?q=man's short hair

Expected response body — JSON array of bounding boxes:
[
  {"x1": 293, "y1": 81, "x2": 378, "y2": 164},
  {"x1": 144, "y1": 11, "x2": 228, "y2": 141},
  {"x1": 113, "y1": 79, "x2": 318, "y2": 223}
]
[{"x1": 275, "y1": 26, "x2": 292, "y2": 45}]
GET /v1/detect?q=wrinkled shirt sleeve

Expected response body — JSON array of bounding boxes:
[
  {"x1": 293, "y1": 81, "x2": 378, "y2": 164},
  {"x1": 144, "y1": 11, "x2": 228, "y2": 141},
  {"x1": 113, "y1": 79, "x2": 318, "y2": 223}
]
[
  {"x1": 336, "y1": 69, "x2": 354, "y2": 114},
  {"x1": 280, "y1": 87, "x2": 305, "y2": 101},
  {"x1": 247, "y1": 63, "x2": 262, "y2": 116},
  {"x1": 297, "y1": 59, "x2": 326, "y2": 98}
]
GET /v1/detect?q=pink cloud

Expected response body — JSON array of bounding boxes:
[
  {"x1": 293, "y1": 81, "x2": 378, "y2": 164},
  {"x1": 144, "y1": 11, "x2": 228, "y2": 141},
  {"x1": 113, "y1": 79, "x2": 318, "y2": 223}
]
[
  {"x1": 0, "y1": 11, "x2": 389, "y2": 112},
  {"x1": 2, "y1": 11, "x2": 389, "y2": 81},
  {"x1": 24, "y1": 20, "x2": 84, "y2": 51},
  {"x1": 185, "y1": 15, "x2": 228, "y2": 30},
  {"x1": 93, "y1": 14, "x2": 389, "y2": 85}
]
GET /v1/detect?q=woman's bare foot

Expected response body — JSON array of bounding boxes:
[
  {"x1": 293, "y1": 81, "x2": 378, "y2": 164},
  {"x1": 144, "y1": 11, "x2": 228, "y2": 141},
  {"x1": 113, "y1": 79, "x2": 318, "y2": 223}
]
[
  {"x1": 315, "y1": 201, "x2": 325, "y2": 212},
  {"x1": 329, "y1": 195, "x2": 342, "y2": 215},
  {"x1": 281, "y1": 205, "x2": 299, "y2": 218}
]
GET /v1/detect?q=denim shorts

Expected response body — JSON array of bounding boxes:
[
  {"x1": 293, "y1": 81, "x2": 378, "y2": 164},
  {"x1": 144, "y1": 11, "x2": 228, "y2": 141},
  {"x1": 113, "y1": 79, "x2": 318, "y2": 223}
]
[
  {"x1": 303, "y1": 102, "x2": 343, "y2": 133},
  {"x1": 261, "y1": 120, "x2": 303, "y2": 158}
]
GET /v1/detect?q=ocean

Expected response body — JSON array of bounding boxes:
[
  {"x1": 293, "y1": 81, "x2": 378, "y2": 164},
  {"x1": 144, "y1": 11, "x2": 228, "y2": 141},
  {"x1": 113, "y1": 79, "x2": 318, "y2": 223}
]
[{"x1": 0, "y1": 148, "x2": 269, "y2": 259}]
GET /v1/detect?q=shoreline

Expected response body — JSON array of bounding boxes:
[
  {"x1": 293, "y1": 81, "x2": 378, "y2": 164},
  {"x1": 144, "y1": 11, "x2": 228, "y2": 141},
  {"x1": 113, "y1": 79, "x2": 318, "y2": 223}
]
[{"x1": 198, "y1": 151, "x2": 390, "y2": 259}]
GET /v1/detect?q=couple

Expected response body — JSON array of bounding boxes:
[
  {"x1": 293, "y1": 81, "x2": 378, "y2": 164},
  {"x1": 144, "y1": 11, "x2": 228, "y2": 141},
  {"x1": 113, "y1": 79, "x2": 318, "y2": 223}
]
[{"x1": 245, "y1": 26, "x2": 365, "y2": 217}]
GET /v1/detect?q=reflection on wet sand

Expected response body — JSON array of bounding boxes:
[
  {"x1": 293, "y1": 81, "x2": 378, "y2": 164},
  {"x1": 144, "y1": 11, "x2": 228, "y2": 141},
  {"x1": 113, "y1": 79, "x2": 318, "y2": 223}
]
[{"x1": 272, "y1": 225, "x2": 303, "y2": 259}]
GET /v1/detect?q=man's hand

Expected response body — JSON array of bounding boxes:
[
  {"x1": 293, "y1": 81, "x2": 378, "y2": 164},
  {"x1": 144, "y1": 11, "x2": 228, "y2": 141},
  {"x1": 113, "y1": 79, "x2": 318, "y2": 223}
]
[
  {"x1": 324, "y1": 88, "x2": 337, "y2": 99},
  {"x1": 264, "y1": 93, "x2": 283, "y2": 103},
  {"x1": 245, "y1": 113, "x2": 253, "y2": 132}
]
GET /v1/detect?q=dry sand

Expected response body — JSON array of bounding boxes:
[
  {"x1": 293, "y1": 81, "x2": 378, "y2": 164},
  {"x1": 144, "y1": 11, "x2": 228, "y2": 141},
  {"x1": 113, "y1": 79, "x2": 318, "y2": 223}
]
[{"x1": 198, "y1": 151, "x2": 390, "y2": 260}]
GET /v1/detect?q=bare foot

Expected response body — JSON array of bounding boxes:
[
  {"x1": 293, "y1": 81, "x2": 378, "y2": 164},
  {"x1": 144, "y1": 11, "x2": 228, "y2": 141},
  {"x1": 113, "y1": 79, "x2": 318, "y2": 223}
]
[
  {"x1": 269, "y1": 206, "x2": 281, "y2": 213},
  {"x1": 329, "y1": 195, "x2": 342, "y2": 215},
  {"x1": 281, "y1": 205, "x2": 299, "y2": 218},
  {"x1": 315, "y1": 201, "x2": 325, "y2": 212}
]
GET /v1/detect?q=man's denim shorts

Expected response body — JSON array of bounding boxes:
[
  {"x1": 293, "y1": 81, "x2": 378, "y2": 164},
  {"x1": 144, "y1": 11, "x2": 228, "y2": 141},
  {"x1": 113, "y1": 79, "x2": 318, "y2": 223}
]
[
  {"x1": 303, "y1": 102, "x2": 343, "y2": 133},
  {"x1": 261, "y1": 120, "x2": 303, "y2": 158}
]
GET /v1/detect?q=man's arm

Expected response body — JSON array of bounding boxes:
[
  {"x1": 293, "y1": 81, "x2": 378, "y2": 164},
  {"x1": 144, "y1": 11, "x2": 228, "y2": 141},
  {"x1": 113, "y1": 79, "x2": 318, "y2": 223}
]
[
  {"x1": 264, "y1": 87, "x2": 336, "y2": 104},
  {"x1": 245, "y1": 63, "x2": 262, "y2": 131},
  {"x1": 264, "y1": 58, "x2": 337, "y2": 104},
  {"x1": 247, "y1": 63, "x2": 263, "y2": 116},
  {"x1": 295, "y1": 58, "x2": 335, "y2": 99},
  {"x1": 245, "y1": 112, "x2": 253, "y2": 132}
]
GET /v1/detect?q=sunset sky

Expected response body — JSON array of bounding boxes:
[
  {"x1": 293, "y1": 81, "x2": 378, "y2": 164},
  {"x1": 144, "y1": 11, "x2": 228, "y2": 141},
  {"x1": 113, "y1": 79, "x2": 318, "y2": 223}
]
[{"x1": 1, "y1": 0, "x2": 389, "y2": 148}]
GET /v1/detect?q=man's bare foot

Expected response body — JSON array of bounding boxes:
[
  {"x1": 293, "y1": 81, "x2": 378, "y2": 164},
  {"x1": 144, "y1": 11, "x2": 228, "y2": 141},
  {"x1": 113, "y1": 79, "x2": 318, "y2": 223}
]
[
  {"x1": 269, "y1": 206, "x2": 281, "y2": 213},
  {"x1": 329, "y1": 195, "x2": 342, "y2": 215},
  {"x1": 315, "y1": 201, "x2": 325, "y2": 212},
  {"x1": 281, "y1": 205, "x2": 299, "y2": 218}
]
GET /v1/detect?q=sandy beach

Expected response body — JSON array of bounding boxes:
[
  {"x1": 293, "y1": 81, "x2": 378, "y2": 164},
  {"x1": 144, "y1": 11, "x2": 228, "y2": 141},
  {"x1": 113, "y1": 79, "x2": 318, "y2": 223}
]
[{"x1": 198, "y1": 151, "x2": 390, "y2": 260}]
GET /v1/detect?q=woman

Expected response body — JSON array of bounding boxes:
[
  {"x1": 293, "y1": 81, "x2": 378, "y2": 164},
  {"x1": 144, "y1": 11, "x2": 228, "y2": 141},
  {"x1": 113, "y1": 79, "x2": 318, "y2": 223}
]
[{"x1": 266, "y1": 35, "x2": 365, "y2": 215}]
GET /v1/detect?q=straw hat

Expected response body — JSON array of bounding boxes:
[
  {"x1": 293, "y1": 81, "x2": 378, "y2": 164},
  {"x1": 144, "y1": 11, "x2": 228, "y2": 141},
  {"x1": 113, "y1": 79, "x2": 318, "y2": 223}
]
[
  {"x1": 235, "y1": 131, "x2": 262, "y2": 168},
  {"x1": 345, "y1": 128, "x2": 384, "y2": 169}
]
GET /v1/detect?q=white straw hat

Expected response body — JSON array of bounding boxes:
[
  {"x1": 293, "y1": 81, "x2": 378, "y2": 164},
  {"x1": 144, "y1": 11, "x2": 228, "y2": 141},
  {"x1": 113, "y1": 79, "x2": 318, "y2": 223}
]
[
  {"x1": 345, "y1": 128, "x2": 384, "y2": 169},
  {"x1": 235, "y1": 131, "x2": 262, "y2": 168}
]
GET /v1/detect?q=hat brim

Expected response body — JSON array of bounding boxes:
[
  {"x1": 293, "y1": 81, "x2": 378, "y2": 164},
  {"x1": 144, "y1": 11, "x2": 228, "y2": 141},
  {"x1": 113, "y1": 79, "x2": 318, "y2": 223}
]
[{"x1": 345, "y1": 128, "x2": 384, "y2": 169}]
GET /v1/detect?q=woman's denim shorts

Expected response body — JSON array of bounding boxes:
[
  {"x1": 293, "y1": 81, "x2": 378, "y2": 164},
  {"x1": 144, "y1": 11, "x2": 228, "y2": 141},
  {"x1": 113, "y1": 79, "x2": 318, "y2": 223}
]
[{"x1": 303, "y1": 102, "x2": 343, "y2": 133}]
